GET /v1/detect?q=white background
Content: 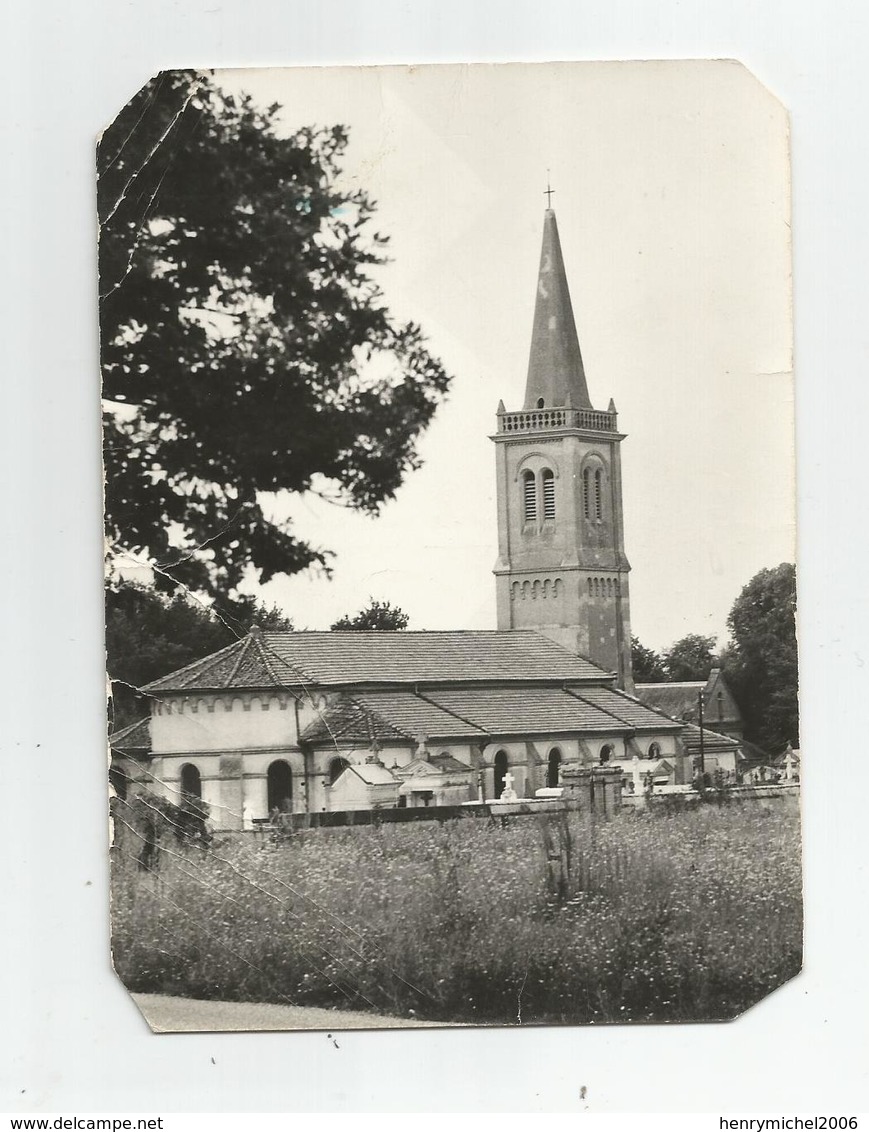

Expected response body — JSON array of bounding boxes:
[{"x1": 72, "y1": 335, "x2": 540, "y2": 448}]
[{"x1": 3, "y1": 0, "x2": 867, "y2": 1114}]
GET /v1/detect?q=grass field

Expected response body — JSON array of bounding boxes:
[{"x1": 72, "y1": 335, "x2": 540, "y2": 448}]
[{"x1": 111, "y1": 800, "x2": 802, "y2": 1025}]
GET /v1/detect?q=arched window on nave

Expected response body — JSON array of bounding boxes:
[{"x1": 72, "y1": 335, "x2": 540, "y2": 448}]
[
  {"x1": 267, "y1": 759, "x2": 293, "y2": 813},
  {"x1": 493, "y1": 750, "x2": 509, "y2": 798},
  {"x1": 180, "y1": 762, "x2": 202, "y2": 800}
]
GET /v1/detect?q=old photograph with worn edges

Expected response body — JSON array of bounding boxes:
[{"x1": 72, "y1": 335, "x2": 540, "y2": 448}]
[{"x1": 101, "y1": 61, "x2": 799, "y2": 1032}]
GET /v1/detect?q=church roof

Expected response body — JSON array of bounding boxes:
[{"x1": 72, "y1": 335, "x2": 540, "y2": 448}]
[
  {"x1": 144, "y1": 629, "x2": 611, "y2": 694},
  {"x1": 636, "y1": 669, "x2": 743, "y2": 725},
  {"x1": 577, "y1": 687, "x2": 682, "y2": 730},
  {"x1": 352, "y1": 691, "x2": 486, "y2": 739},
  {"x1": 301, "y1": 682, "x2": 681, "y2": 748},
  {"x1": 109, "y1": 716, "x2": 151, "y2": 751},
  {"x1": 418, "y1": 685, "x2": 681, "y2": 738},
  {"x1": 142, "y1": 631, "x2": 307, "y2": 694},
  {"x1": 300, "y1": 697, "x2": 411, "y2": 746},
  {"x1": 524, "y1": 208, "x2": 592, "y2": 411}
]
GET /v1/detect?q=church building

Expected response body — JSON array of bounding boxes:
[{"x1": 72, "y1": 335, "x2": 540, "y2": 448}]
[{"x1": 112, "y1": 205, "x2": 741, "y2": 829}]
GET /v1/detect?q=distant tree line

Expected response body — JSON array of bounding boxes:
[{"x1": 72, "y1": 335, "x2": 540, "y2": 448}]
[{"x1": 632, "y1": 563, "x2": 798, "y2": 753}]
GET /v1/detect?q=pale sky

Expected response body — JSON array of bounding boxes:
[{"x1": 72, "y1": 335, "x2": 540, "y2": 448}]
[{"x1": 211, "y1": 60, "x2": 793, "y2": 652}]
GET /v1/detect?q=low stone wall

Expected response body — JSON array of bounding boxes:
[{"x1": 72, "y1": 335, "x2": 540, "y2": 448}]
[
  {"x1": 623, "y1": 782, "x2": 800, "y2": 813},
  {"x1": 207, "y1": 782, "x2": 801, "y2": 842}
]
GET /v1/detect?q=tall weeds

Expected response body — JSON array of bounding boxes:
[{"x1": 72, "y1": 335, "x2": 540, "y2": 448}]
[{"x1": 111, "y1": 802, "x2": 802, "y2": 1024}]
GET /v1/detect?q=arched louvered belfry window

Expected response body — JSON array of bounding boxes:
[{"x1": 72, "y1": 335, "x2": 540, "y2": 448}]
[
  {"x1": 599, "y1": 744, "x2": 613, "y2": 766},
  {"x1": 648, "y1": 742, "x2": 661, "y2": 761},
  {"x1": 541, "y1": 468, "x2": 555, "y2": 519},
  {"x1": 594, "y1": 468, "x2": 603, "y2": 519},
  {"x1": 522, "y1": 470, "x2": 537, "y2": 522},
  {"x1": 328, "y1": 757, "x2": 351, "y2": 785},
  {"x1": 547, "y1": 748, "x2": 562, "y2": 788},
  {"x1": 583, "y1": 467, "x2": 591, "y2": 518}
]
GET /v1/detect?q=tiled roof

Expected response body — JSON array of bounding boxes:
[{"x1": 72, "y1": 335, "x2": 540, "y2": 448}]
[
  {"x1": 143, "y1": 632, "x2": 308, "y2": 694},
  {"x1": 424, "y1": 686, "x2": 633, "y2": 735},
  {"x1": 636, "y1": 671, "x2": 743, "y2": 727},
  {"x1": 109, "y1": 717, "x2": 151, "y2": 750},
  {"x1": 352, "y1": 691, "x2": 485, "y2": 739},
  {"x1": 261, "y1": 630, "x2": 609, "y2": 686},
  {"x1": 635, "y1": 682, "x2": 704, "y2": 721},
  {"x1": 144, "y1": 629, "x2": 610, "y2": 694},
  {"x1": 571, "y1": 687, "x2": 683, "y2": 731},
  {"x1": 300, "y1": 696, "x2": 411, "y2": 746},
  {"x1": 300, "y1": 682, "x2": 684, "y2": 749}
]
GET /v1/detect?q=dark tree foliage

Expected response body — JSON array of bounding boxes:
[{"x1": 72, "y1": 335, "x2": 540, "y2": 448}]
[
  {"x1": 99, "y1": 70, "x2": 451, "y2": 601},
  {"x1": 330, "y1": 598, "x2": 409, "y2": 631},
  {"x1": 631, "y1": 636, "x2": 667, "y2": 682},
  {"x1": 663, "y1": 634, "x2": 717, "y2": 682},
  {"x1": 720, "y1": 563, "x2": 798, "y2": 751},
  {"x1": 106, "y1": 582, "x2": 293, "y2": 729}
]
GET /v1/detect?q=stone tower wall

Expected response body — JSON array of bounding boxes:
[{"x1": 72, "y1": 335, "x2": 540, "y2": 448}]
[{"x1": 493, "y1": 425, "x2": 634, "y2": 691}]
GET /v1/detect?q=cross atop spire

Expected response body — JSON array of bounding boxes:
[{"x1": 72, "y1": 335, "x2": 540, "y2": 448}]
[
  {"x1": 544, "y1": 174, "x2": 555, "y2": 209},
  {"x1": 523, "y1": 207, "x2": 592, "y2": 410}
]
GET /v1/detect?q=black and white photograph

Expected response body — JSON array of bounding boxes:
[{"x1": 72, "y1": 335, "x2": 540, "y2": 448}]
[{"x1": 100, "y1": 61, "x2": 799, "y2": 1033}]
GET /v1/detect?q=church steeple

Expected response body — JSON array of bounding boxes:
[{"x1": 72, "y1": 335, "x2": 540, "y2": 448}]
[
  {"x1": 524, "y1": 209, "x2": 592, "y2": 411},
  {"x1": 493, "y1": 199, "x2": 634, "y2": 692}
]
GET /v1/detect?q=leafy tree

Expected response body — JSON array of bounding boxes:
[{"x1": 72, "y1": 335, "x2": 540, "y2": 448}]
[
  {"x1": 106, "y1": 582, "x2": 293, "y2": 729},
  {"x1": 331, "y1": 598, "x2": 409, "y2": 631},
  {"x1": 663, "y1": 634, "x2": 717, "y2": 681},
  {"x1": 631, "y1": 636, "x2": 667, "y2": 682},
  {"x1": 255, "y1": 602, "x2": 298, "y2": 631},
  {"x1": 100, "y1": 70, "x2": 450, "y2": 603},
  {"x1": 720, "y1": 563, "x2": 798, "y2": 751}
]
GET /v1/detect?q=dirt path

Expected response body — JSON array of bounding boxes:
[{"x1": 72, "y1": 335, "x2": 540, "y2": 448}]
[{"x1": 132, "y1": 993, "x2": 461, "y2": 1032}]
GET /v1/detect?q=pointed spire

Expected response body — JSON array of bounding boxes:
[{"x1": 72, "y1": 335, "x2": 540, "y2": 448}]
[{"x1": 524, "y1": 209, "x2": 592, "y2": 411}]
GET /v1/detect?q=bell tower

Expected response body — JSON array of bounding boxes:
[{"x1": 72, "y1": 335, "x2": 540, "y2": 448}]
[{"x1": 492, "y1": 206, "x2": 634, "y2": 692}]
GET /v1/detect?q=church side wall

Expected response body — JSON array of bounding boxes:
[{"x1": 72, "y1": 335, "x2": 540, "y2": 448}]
[{"x1": 151, "y1": 692, "x2": 298, "y2": 753}]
